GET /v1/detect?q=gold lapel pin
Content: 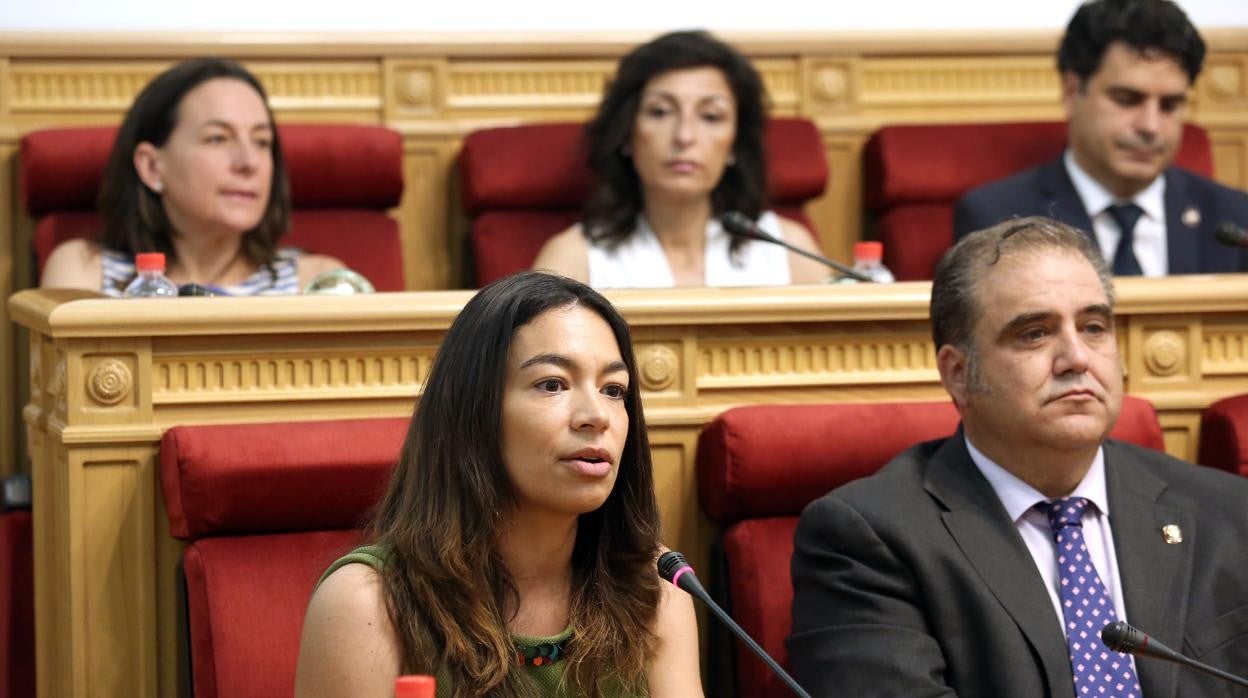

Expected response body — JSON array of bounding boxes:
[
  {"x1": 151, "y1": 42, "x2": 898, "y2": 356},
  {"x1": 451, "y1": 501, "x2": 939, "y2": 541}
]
[
  {"x1": 1161, "y1": 524, "x2": 1183, "y2": 544},
  {"x1": 1181, "y1": 207, "x2": 1201, "y2": 228}
]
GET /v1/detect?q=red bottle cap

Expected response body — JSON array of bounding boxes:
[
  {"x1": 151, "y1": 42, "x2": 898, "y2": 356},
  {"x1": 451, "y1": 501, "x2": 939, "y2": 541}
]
[
  {"x1": 394, "y1": 675, "x2": 436, "y2": 698},
  {"x1": 853, "y1": 241, "x2": 883, "y2": 262},
  {"x1": 134, "y1": 252, "x2": 167, "y2": 272}
]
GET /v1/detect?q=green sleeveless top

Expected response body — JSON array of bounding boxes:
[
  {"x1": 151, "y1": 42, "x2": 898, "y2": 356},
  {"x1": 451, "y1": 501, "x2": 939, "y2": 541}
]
[{"x1": 319, "y1": 544, "x2": 644, "y2": 697}]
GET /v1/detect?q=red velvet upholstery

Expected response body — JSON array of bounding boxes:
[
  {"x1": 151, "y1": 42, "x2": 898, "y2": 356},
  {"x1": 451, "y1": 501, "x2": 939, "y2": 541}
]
[
  {"x1": 0, "y1": 511, "x2": 33, "y2": 698},
  {"x1": 862, "y1": 121, "x2": 1214, "y2": 281},
  {"x1": 159, "y1": 417, "x2": 407, "y2": 698},
  {"x1": 459, "y1": 118, "x2": 829, "y2": 286},
  {"x1": 1197, "y1": 394, "x2": 1248, "y2": 477},
  {"x1": 696, "y1": 396, "x2": 1165, "y2": 698},
  {"x1": 20, "y1": 124, "x2": 407, "y2": 291}
]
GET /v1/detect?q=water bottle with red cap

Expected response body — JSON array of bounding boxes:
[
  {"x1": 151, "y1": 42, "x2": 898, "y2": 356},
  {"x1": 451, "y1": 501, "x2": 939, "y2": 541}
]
[
  {"x1": 122, "y1": 252, "x2": 179, "y2": 298},
  {"x1": 394, "y1": 675, "x2": 436, "y2": 698},
  {"x1": 843, "y1": 241, "x2": 895, "y2": 283}
]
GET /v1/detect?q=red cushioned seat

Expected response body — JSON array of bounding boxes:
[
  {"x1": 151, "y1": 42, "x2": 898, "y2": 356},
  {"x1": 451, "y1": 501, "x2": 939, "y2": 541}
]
[
  {"x1": 1198, "y1": 394, "x2": 1248, "y2": 477},
  {"x1": 459, "y1": 118, "x2": 828, "y2": 286},
  {"x1": 696, "y1": 396, "x2": 1164, "y2": 698},
  {"x1": 20, "y1": 123, "x2": 407, "y2": 291},
  {"x1": 0, "y1": 510, "x2": 33, "y2": 698},
  {"x1": 160, "y1": 417, "x2": 407, "y2": 698},
  {"x1": 862, "y1": 121, "x2": 1213, "y2": 281}
]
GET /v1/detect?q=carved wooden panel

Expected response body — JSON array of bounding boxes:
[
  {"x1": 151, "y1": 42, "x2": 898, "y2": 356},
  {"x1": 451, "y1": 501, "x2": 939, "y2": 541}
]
[
  {"x1": 858, "y1": 57, "x2": 1059, "y2": 107},
  {"x1": 152, "y1": 351, "x2": 432, "y2": 403},
  {"x1": 697, "y1": 335, "x2": 937, "y2": 388},
  {"x1": 1203, "y1": 325, "x2": 1248, "y2": 374}
]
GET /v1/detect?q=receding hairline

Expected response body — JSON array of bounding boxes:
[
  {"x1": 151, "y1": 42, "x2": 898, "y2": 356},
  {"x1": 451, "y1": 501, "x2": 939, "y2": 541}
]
[{"x1": 963, "y1": 244, "x2": 1114, "y2": 342}]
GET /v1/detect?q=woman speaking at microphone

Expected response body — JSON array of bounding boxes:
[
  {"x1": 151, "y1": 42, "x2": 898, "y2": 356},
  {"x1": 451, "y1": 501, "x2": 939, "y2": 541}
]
[
  {"x1": 295, "y1": 271, "x2": 702, "y2": 697},
  {"x1": 533, "y1": 30, "x2": 827, "y2": 288}
]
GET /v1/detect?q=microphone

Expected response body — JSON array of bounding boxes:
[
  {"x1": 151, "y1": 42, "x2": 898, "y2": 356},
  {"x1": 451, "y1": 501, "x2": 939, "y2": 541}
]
[
  {"x1": 657, "y1": 551, "x2": 813, "y2": 698},
  {"x1": 1214, "y1": 221, "x2": 1248, "y2": 248},
  {"x1": 1101, "y1": 621, "x2": 1248, "y2": 689},
  {"x1": 719, "y1": 211, "x2": 874, "y2": 282}
]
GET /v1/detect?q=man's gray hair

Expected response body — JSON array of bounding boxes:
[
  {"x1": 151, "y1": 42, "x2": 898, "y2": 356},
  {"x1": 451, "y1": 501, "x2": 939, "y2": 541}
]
[{"x1": 930, "y1": 216, "x2": 1115, "y2": 356}]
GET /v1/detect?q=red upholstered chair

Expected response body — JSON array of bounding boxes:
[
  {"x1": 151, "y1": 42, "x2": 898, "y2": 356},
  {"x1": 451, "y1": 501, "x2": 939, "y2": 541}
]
[
  {"x1": 1197, "y1": 394, "x2": 1248, "y2": 477},
  {"x1": 695, "y1": 396, "x2": 1165, "y2": 698},
  {"x1": 20, "y1": 124, "x2": 407, "y2": 291},
  {"x1": 159, "y1": 418, "x2": 407, "y2": 698},
  {"x1": 0, "y1": 476, "x2": 33, "y2": 698},
  {"x1": 862, "y1": 121, "x2": 1214, "y2": 281},
  {"x1": 459, "y1": 118, "x2": 829, "y2": 286}
]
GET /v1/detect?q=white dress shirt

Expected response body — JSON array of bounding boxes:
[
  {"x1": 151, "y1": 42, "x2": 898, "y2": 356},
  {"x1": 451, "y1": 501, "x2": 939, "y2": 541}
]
[
  {"x1": 1064, "y1": 150, "x2": 1168, "y2": 277},
  {"x1": 965, "y1": 435, "x2": 1131, "y2": 636}
]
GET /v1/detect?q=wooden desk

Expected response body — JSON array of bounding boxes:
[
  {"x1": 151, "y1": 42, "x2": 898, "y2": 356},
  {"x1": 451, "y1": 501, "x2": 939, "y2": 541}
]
[{"x1": 12, "y1": 278, "x2": 1248, "y2": 697}]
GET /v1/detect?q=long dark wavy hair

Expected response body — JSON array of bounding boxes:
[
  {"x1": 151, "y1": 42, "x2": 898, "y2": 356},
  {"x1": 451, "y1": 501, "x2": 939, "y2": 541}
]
[
  {"x1": 370, "y1": 271, "x2": 663, "y2": 697},
  {"x1": 583, "y1": 30, "x2": 769, "y2": 255},
  {"x1": 97, "y1": 57, "x2": 290, "y2": 273}
]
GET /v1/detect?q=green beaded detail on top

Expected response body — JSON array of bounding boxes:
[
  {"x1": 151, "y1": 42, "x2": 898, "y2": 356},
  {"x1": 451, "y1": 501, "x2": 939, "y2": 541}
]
[{"x1": 514, "y1": 635, "x2": 571, "y2": 667}]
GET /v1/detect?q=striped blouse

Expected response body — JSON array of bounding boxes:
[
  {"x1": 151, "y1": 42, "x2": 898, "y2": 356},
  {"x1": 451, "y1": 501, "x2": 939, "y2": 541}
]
[{"x1": 99, "y1": 247, "x2": 302, "y2": 297}]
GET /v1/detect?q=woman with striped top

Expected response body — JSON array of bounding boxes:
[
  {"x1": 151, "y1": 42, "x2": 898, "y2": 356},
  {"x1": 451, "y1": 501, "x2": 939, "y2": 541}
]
[{"x1": 40, "y1": 58, "x2": 343, "y2": 296}]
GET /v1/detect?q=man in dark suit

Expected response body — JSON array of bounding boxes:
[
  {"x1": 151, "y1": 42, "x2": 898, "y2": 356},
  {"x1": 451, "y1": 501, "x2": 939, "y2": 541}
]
[
  {"x1": 789, "y1": 217, "x2": 1248, "y2": 696},
  {"x1": 954, "y1": 0, "x2": 1248, "y2": 276}
]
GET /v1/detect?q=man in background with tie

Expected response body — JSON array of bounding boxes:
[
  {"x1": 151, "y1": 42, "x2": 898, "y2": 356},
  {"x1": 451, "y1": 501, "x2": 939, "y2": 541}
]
[
  {"x1": 953, "y1": 0, "x2": 1248, "y2": 276},
  {"x1": 789, "y1": 217, "x2": 1248, "y2": 696}
]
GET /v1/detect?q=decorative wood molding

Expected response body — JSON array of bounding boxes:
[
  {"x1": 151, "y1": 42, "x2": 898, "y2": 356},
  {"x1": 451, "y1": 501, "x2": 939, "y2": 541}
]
[
  {"x1": 697, "y1": 335, "x2": 937, "y2": 388},
  {"x1": 2, "y1": 29, "x2": 1247, "y2": 475},
  {"x1": 858, "y1": 57, "x2": 1059, "y2": 108},
  {"x1": 1203, "y1": 326, "x2": 1248, "y2": 374},
  {"x1": 85, "y1": 357, "x2": 133, "y2": 406},
  {"x1": 13, "y1": 276, "x2": 1248, "y2": 697},
  {"x1": 151, "y1": 351, "x2": 430, "y2": 402}
]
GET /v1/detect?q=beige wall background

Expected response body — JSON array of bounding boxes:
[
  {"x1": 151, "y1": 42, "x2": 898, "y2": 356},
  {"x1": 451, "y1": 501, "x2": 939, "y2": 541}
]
[{"x1": 1, "y1": 29, "x2": 1247, "y2": 473}]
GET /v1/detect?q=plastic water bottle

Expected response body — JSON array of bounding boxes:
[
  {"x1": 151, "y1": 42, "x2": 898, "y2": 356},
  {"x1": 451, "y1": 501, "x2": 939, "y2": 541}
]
[
  {"x1": 123, "y1": 252, "x2": 178, "y2": 298},
  {"x1": 847, "y1": 241, "x2": 895, "y2": 283},
  {"x1": 394, "y1": 675, "x2": 436, "y2": 697}
]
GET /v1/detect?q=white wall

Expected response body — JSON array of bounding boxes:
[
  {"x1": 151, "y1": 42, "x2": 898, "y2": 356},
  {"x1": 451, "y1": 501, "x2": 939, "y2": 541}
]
[{"x1": 0, "y1": 0, "x2": 1244, "y2": 32}]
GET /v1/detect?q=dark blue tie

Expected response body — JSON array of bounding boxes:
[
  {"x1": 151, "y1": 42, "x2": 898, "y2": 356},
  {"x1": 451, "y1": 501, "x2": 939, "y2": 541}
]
[
  {"x1": 1037, "y1": 497, "x2": 1141, "y2": 698},
  {"x1": 1107, "y1": 203, "x2": 1144, "y2": 276}
]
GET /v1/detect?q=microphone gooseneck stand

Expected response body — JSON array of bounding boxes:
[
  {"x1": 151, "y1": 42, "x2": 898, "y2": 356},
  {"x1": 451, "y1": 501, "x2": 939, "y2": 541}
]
[
  {"x1": 658, "y1": 551, "x2": 814, "y2": 698},
  {"x1": 720, "y1": 211, "x2": 874, "y2": 283}
]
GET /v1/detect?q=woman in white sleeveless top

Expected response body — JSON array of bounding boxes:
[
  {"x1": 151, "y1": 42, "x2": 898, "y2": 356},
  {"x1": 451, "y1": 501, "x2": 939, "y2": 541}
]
[{"x1": 533, "y1": 31, "x2": 828, "y2": 288}]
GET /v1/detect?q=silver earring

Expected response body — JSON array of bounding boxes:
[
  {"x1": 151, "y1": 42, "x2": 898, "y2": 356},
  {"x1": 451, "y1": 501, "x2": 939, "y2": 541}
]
[
  {"x1": 726, "y1": 155, "x2": 737, "y2": 166},
  {"x1": 151, "y1": 181, "x2": 164, "y2": 193}
]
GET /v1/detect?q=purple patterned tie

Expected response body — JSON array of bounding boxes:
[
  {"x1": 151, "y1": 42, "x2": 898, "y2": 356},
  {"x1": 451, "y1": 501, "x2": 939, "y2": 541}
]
[{"x1": 1037, "y1": 497, "x2": 1141, "y2": 697}]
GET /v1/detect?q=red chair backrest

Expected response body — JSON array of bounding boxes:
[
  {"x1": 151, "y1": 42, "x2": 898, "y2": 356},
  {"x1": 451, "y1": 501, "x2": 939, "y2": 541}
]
[
  {"x1": 159, "y1": 417, "x2": 407, "y2": 698},
  {"x1": 862, "y1": 121, "x2": 1214, "y2": 281},
  {"x1": 696, "y1": 396, "x2": 1165, "y2": 698},
  {"x1": 1197, "y1": 393, "x2": 1248, "y2": 477},
  {"x1": 0, "y1": 510, "x2": 33, "y2": 698},
  {"x1": 20, "y1": 124, "x2": 407, "y2": 291},
  {"x1": 459, "y1": 117, "x2": 829, "y2": 287}
]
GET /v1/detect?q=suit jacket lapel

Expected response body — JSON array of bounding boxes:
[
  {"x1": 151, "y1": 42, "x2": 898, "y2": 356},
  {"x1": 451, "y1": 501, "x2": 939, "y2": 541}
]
[
  {"x1": 1039, "y1": 158, "x2": 1096, "y2": 237},
  {"x1": 1163, "y1": 170, "x2": 1199, "y2": 274},
  {"x1": 1105, "y1": 442, "x2": 1195, "y2": 698},
  {"x1": 925, "y1": 433, "x2": 1075, "y2": 696}
]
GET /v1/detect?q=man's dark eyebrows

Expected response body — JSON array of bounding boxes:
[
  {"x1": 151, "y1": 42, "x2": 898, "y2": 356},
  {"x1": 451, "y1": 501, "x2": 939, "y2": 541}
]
[
  {"x1": 1081, "y1": 303, "x2": 1113, "y2": 318},
  {"x1": 998, "y1": 311, "x2": 1053, "y2": 338}
]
